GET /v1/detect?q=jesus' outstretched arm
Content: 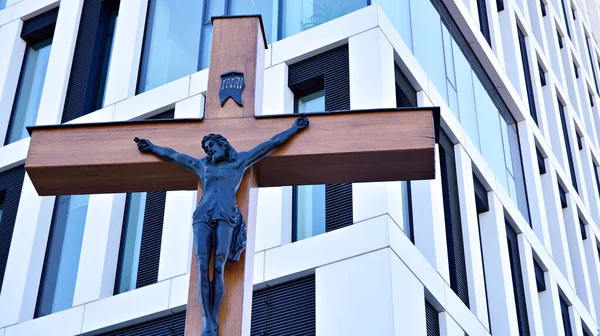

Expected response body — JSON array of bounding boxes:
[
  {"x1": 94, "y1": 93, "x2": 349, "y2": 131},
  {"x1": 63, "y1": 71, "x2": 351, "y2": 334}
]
[
  {"x1": 239, "y1": 116, "x2": 309, "y2": 168},
  {"x1": 134, "y1": 137, "x2": 199, "y2": 172}
]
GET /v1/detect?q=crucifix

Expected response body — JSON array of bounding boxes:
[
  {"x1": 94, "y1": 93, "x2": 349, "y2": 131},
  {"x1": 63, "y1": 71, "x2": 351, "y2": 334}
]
[{"x1": 25, "y1": 15, "x2": 439, "y2": 336}]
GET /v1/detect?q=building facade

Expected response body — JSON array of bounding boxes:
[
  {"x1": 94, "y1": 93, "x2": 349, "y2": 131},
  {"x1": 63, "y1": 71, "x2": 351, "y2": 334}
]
[{"x1": 0, "y1": 0, "x2": 600, "y2": 335}]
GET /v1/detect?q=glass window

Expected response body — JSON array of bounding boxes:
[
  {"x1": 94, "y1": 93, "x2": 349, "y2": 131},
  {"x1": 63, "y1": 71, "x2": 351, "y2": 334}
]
[
  {"x1": 297, "y1": 89, "x2": 324, "y2": 113},
  {"x1": 293, "y1": 184, "x2": 325, "y2": 241},
  {"x1": 94, "y1": 7, "x2": 119, "y2": 110},
  {"x1": 230, "y1": 0, "x2": 275, "y2": 43},
  {"x1": 5, "y1": 38, "x2": 52, "y2": 145},
  {"x1": 411, "y1": 0, "x2": 447, "y2": 100},
  {"x1": 137, "y1": 0, "x2": 203, "y2": 93},
  {"x1": 115, "y1": 192, "x2": 146, "y2": 294},
  {"x1": 372, "y1": 0, "x2": 412, "y2": 50},
  {"x1": 293, "y1": 89, "x2": 326, "y2": 241},
  {"x1": 280, "y1": 0, "x2": 368, "y2": 39},
  {"x1": 0, "y1": 0, "x2": 6, "y2": 9},
  {"x1": 36, "y1": 195, "x2": 89, "y2": 317}
]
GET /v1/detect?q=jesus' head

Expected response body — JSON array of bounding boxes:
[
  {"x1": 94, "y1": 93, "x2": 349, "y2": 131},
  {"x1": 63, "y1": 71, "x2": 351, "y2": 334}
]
[{"x1": 201, "y1": 133, "x2": 238, "y2": 164}]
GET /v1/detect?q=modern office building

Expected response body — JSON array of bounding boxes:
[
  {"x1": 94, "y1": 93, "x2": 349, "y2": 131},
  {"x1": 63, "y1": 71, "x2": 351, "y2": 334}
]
[{"x1": 0, "y1": 0, "x2": 600, "y2": 335}]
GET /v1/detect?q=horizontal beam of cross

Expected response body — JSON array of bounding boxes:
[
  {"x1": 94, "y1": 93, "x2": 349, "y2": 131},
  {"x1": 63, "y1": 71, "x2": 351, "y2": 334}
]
[{"x1": 25, "y1": 107, "x2": 439, "y2": 196}]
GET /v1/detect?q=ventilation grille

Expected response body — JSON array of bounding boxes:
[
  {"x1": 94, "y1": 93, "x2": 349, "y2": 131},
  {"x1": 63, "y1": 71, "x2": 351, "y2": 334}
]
[
  {"x1": 0, "y1": 166, "x2": 26, "y2": 293},
  {"x1": 62, "y1": 0, "x2": 104, "y2": 122},
  {"x1": 132, "y1": 110, "x2": 173, "y2": 288},
  {"x1": 251, "y1": 276, "x2": 316, "y2": 336},
  {"x1": 99, "y1": 311, "x2": 186, "y2": 336},
  {"x1": 426, "y1": 301, "x2": 440, "y2": 336},
  {"x1": 288, "y1": 44, "x2": 350, "y2": 111},
  {"x1": 325, "y1": 183, "x2": 353, "y2": 232}
]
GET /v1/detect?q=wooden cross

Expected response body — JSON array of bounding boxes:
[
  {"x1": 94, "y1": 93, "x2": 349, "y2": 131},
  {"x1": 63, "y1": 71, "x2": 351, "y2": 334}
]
[{"x1": 25, "y1": 16, "x2": 439, "y2": 335}]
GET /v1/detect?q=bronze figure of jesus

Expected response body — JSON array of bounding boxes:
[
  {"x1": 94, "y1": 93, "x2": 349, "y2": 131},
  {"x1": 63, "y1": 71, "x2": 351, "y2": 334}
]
[{"x1": 134, "y1": 116, "x2": 309, "y2": 335}]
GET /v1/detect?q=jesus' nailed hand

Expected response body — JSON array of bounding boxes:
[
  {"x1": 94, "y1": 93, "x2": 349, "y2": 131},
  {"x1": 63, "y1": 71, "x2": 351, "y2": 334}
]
[{"x1": 133, "y1": 116, "x2": 308, "y2": 336}]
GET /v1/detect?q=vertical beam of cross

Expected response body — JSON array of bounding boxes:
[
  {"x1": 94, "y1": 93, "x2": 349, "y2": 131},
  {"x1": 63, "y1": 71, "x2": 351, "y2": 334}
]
[{"x1": 184, "y1": 16, "x2": 266, "y2": 336}]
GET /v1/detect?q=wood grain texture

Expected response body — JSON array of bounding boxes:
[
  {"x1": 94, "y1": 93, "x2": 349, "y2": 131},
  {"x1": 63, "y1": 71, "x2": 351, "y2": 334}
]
[
  {"x1": 184, "y1": 16, "x2": 263, "y2": 336},
  {"x1": 25, "y1": 109, "x2": 436, "y2": 195},
  {"x1": 205, "y1": 17, "x2": 262, "y2": 120},
  {"x1": 185, "y1": 170, "x2": 258, "y2": 336}
]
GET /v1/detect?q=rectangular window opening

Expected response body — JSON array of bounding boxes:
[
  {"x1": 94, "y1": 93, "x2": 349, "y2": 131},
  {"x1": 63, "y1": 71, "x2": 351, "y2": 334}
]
[
  {"x1": 559, "y1": 183, "x2": 568, "y2": 208},
  {"x1": 560, "y1": 296, "x2": 573, "y2": 336},
  {"x1": 537, "y1": 149, "x2": 546, "y2": 174},
  {"x1": 477, "y1": 0, "x2": 491, "y2": 45},
  {"x1": 540, "y1": 0, "x2": 547, "y2": 16},
  {"x1": 558, "y1": 100, "x2": 579, "y2": 192},
  {"x1": 579, "y1": 218, "x2": 587, "y2": 240},
  {"x1": 36, "y1": 195, "x2": 90, "y2": 317},
  {"x1": 539, "y1": 63, "x2": 546, "y2": 86},
  {"x1": 534, "y1": 259, "x2": 546, "y2": 292},
  {"x1": 517, "y1": 27, "x2": 538, "y2": 123},
  {"x1": 561, "y1": 0, "x2": 571, "y2": 38},
  {"x1": 558, "y1": 30, "x2": 564, "y2": 49},
  {"x1": 574, "y1": 62, "x2": 579, "y2": 79},
  {"x1": 506, "y1": 223, "x2": 531, "y2": 336}
]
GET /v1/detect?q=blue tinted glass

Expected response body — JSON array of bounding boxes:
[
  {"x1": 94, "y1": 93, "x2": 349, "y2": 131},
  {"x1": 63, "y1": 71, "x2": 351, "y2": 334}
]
[
  {"x1": 5, "y1": 39, "x2": 52, "y2": 145},
  {"x1": 199, "y1": 0, "x2": 226, "y2": 69},
  {"x1": 115, "y1": 192, "x2": 146, "y2": 294},
  {"x1": 230, "y1": 0, "x2": 275, "y2": 43},
  {"x1": 95, "y1": 9, "x2": 119, "y2": 110},
  {"x1": 372, "y1": 0, "x2": 412, "y2": 50},
  {"x1": 411, "y1": 0, "x2": 447, "y2": 100},
  {"x1": 453, "y1": 51, "x2": 480, "y2": 147},
  {"x1": 36, "y1": 195, "x2": 89, "y2": 317},
  {"x1": 473, "y1": 77, "x2": 508, "y2": 189},
  {"x1": 295, "y1": 184, "x2": 326, "y2": 241},
  {"x1": 0, "y1": 0, "x2": 6, "y2": 9},
  {"x1": 138, "y1": 0, "x2": 203, "y2": 93},
  {"x1": 298, "y1": 90, "x2": 325, "y2": 112},
  {"x1": 280, "y1": 0, "x2": 368, "y2": 39},
  {"x1": 401, "y1": 181, "x2": 412, "y2": 240}
]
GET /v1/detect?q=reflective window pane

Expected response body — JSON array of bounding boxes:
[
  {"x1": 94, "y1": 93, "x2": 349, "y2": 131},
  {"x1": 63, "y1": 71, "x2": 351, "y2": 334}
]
[
  {"x1": 5, "y1": 39, "x2": 52, "y2": 145},
  {"x1": 0, "y1": 0, "x2": 6, "y2": 9},
  {"x1": 372, "y1": 0, "x2": 412, "y2": 50},
  {"x1": 298, "y1": 89, "x2": 325, "y2": 113},
  {"x1": 294, "y1": 184, "x2": 326, "y2": 241},
  {"x1": 230, "y1": 0, "x2": 275, "y2": 44},
  {"x1": 115, "y1": 192, "x2": 146, "y2": 294},
  {"x1": 94, "y1": 8, "x2": 119, "y2": 110},
  {"x1": 411, "y1": 0, "x2": 446, "y2": 100},
  {"x1": 138, "y1": 0, "x2": 203, "y2": 93},
  {"x1": 280, "y1": 0, "x2": 367, "y2": 39},
  {"x1": 294, "y1": 87, "x2": 326, "y2": 241},
  {"x1": 36, "y1": 195, "x2": 89, "y2": 317}
]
